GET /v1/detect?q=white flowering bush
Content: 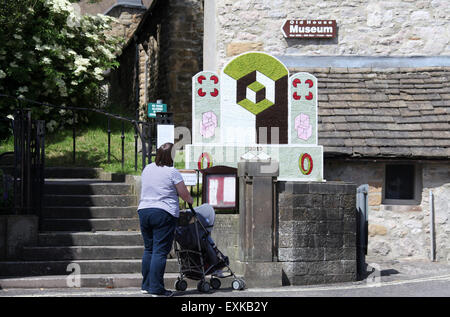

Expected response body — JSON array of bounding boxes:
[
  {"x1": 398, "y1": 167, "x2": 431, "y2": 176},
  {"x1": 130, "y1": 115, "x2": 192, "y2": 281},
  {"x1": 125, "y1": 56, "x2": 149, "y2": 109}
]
[{"x1": 0, "y1": 0, "x2": 122, "y2": 139}]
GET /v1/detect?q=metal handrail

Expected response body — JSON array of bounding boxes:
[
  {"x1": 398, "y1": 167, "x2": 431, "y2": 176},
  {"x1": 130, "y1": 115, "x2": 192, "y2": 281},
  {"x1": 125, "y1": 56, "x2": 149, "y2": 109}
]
[
  {"x1": 0, "y1": 94, "x2": 155, "y2": 171},
  {"x1": 0, "y1": 94, "x2": 143, "y2": 124}
]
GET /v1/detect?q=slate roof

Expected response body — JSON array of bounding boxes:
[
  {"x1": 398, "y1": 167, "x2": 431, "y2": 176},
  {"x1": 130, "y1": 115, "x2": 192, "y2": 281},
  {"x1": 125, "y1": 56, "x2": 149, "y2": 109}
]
[{"x1": 291, "y1": 66, "x2": 450, "y2": 159}]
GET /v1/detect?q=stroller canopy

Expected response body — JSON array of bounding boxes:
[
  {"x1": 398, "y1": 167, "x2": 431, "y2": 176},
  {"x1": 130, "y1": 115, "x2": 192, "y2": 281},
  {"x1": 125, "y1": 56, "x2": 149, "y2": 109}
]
[{"x1": 193, "y1": 204, "x2": 215, "y2": 232}]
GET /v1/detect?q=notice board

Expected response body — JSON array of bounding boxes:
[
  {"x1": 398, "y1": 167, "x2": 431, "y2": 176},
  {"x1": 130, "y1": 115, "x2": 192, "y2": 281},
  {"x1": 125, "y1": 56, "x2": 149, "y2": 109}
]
[{"x1": 201, "y1": 166, "x2": 238, "y2": 211}]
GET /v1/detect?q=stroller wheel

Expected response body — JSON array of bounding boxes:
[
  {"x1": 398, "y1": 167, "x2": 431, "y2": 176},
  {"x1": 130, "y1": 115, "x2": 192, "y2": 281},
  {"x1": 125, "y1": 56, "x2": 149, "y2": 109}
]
[
  {"x1": 197, "y1": 281, "x2": 211, "y2": 293},
  {"x1": 175, "y1": 279, "x2": 187, "y2": 291},
  {"x1": 210, "y1": 277, "x2": 221, "y2": 290},
  {"x1": 232, "y1": 278, "x2": 245, "y2": 290}
]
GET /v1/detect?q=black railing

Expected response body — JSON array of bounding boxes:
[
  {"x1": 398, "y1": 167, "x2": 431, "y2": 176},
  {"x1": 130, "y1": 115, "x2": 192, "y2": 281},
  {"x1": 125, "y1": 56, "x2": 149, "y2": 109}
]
[
  {"x1": 0, "y1": 108, "x2": 45, "y2": 220},
  {"x1": 1, "y1": 94, "x2": 156, "y2": 171}
]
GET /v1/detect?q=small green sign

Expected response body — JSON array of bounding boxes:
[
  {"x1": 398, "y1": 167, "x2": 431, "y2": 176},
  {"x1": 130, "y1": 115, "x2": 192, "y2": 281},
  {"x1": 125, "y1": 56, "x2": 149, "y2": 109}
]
[{"x1": 148, "y1": 103, "x2": 167, "y2": 118}]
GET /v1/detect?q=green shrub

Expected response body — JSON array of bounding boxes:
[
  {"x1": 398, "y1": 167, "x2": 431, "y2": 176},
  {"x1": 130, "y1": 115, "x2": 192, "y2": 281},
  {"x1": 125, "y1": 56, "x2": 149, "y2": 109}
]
[{"x1": 0, "y1": 0, "x2": 122, "y2": 140}]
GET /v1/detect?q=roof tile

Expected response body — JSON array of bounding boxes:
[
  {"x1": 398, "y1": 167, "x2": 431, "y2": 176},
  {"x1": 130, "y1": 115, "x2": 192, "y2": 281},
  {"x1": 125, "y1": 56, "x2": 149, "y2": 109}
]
[{"x1": 311, "y1": 67, "x2": 450, "y2": 158}]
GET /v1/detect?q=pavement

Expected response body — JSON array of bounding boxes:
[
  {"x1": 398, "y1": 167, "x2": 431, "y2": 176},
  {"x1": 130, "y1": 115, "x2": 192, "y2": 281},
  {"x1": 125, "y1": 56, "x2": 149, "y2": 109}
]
[
  {"x1": 1, "y1": 257, "x2": 450, "y2": 298},
  {"x1": 363, "y1": 256, "x2": 450, "y2": 281}
]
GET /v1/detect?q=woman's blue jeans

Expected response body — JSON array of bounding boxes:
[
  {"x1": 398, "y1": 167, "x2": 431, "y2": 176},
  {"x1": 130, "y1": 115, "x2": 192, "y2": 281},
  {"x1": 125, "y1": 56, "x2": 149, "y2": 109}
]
[{"x1": 138, "y1": 208, "x2": 177, "y2": 294}]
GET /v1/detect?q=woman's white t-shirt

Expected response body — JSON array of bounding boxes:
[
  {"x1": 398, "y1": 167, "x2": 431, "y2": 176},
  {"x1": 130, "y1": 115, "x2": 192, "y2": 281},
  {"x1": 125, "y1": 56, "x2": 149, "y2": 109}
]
[{"x1": 137, "y1": 163, "x2": 184, "y2": 218}]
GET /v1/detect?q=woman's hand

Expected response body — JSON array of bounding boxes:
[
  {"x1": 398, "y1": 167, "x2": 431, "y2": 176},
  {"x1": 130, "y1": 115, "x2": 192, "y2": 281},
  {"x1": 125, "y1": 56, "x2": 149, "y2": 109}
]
[{"x1": 175, "y1": 181, "x2": 194, "y2": 205}]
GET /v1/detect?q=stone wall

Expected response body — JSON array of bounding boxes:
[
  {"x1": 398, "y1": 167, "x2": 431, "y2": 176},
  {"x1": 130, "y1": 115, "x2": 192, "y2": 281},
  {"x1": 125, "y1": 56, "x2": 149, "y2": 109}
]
[
  {"x1": 277, "y1": 181, "x2": 358, "y2": 285},
  {"x1": 78, "y1": 1, "x2": 148, "y2": 115},
  {"x1": 78, "y1": 0, "x2": 153, "y2": 15},
  {"x1": 324, "y1": 159, "x2": 450, "y2": 262},
  {"x1": 211, "y1": 214, "x2": 240, "y2": 268},
  {"x1": 207, "y1": 0, "x2": 449, "y2": 71},
  {"x1": 107, "y1": 7, "x2": 147, "y2": 43},
  {"x1": 142, "y1": 0, "x2": 204, "y2": 127},
  {"x1": 432, "y1": 183, "x2": 450, "y2": 262},
  {"x1": 162, "y1": 0, "x2": 204, "y2": 127},
  {"x1": 418, "y1": 162, "x2": 450, "y2": 262},
  {"x1": 108, "y1": 40, "x2": 138, "y2": 113},
  {"x1": 77, "y1": 0, "x2": 148, "y2": 45}
]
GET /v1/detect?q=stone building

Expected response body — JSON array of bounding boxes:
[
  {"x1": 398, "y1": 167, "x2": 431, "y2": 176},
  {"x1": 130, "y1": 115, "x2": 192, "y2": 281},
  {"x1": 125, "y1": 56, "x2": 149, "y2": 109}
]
[
  {"x1": 202, "y1": 0, "x2": 450, "y2": 262},
  {"x1": 103, "y1": 1, "x2": 449, "y2": 262},
  {"x1": 104, "y1": 0, "x2": 204, "y2": 126},
  {"x1": 77, "y1": 0, "x2": 204, "y2": 125},
  {"x1": 204, "y1": 0, "x2": 450, "y2": 263}
]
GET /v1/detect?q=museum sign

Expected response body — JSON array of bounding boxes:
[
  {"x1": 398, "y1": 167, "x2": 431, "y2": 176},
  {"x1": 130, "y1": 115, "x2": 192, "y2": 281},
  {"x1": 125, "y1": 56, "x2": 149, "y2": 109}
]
[{"x1": 281, "y1": 20, "x2": 337, "y2": 39}]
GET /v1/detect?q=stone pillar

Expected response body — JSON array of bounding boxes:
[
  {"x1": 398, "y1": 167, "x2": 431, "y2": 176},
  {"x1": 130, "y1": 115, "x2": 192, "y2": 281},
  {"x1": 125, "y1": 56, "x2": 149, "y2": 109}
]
[
  {"x1": 277, "y1": 181, "x2": 358, "y2": 285},
  {"x1": 236, "y1": 160, "x2": 283, "y2": 287}
]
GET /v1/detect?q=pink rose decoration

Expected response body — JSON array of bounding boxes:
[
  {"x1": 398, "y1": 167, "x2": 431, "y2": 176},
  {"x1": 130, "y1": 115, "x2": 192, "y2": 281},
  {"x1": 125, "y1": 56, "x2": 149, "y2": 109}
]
[
  {"x1": 200, "y1": 111, "x2": 217, "y2": 138},
  {"x1": 295, "y1": 113, "x2": 312, "y2": 140}
]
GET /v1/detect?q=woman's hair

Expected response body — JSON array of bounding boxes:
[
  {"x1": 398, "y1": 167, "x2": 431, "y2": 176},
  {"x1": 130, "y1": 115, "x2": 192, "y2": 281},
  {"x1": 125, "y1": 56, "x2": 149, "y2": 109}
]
[{"x1": 155, "y1": 142, "x2": 174, "y2": 167}]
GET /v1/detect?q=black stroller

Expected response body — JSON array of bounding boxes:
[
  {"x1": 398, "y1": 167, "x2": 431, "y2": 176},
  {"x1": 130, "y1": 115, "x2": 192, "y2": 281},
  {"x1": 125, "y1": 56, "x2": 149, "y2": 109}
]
[{"x1": 173, "y1": 203, "x2": 245, "y2": 293}]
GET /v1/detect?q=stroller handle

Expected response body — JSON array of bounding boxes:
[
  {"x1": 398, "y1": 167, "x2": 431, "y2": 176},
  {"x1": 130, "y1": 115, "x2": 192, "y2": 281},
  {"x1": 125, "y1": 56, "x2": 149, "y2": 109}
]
[{"x1": 188, "y1": 203, "x2": 197, "y2": 215}]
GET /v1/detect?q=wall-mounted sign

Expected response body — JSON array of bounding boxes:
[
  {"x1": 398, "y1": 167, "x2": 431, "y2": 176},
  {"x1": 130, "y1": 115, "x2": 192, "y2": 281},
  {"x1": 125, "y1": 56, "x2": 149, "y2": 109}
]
[
  {"x1": 281, "y1": 20, "x2": 337, "y2": 39},
  {"x1": 148, "y1": 102, "x2": 167, "y2": 118},
  {"x1": 205, "y1": 175, "x2": 236, "y2": 207},
  {"x1": 179, "y1": 169, "x2": 199, "y2": 186},
  {"x1": 156, "y1": 124, "x2": 174, "y2": 148},
  {"x1": 201, "y1": 166, "x2": 238, "y2": 211}
]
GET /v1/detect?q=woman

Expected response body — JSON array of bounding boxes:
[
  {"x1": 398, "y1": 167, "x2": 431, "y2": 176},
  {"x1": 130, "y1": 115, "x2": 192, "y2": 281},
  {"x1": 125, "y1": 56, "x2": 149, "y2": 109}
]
[{"x1": 138, "y1": 142, "x2": 193, "y2": 297}]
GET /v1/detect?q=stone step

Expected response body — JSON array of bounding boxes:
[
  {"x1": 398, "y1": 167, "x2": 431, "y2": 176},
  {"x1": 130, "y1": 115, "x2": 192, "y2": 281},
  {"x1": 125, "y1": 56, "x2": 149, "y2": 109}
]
[
  {"x1": 0, "y1": 259, "x2": 179, "y2": 277},
  {"x1": 40, "y1": 218, "x2": 140, "y2": 232},
  {"x1": 0, "y1": 167, "x2": 126, "y2": 182},
  {"x1": 42, "y1": 207, "x2": 138, "y2": 219},
  {"x1": 20, "y1": 246, "x2": 144, "y2": 261},
  {"x1": 45, "y1": 180, "x2": 133, "y2": 196},
  {"x1": 0, "y1": 273, "x2": 240, "y2": 290},
  {"x1": 44, "y1": 195, "x2": 137, "y2": 207},
  {"x1": 44, "y1": 167, "x2": 105, "y2": 179},
  {"x1": 44, "y1": 167, "x2": 127, "y2": 182},
  {"x1": 38, "y1": 231, "x2": 143, "y2": 247}
]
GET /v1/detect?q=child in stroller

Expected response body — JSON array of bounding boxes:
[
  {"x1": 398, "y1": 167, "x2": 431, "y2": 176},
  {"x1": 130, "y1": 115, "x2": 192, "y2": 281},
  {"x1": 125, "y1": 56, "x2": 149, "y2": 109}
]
[{"x1": 173, "y1": 203, "x2": 245, "y2": 293}]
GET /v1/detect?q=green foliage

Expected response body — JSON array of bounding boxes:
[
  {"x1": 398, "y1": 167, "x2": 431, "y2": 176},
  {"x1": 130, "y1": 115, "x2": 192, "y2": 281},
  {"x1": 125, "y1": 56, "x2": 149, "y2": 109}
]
[{"x1": 0, "y1": 0, "x2": 123, "y2": 140}]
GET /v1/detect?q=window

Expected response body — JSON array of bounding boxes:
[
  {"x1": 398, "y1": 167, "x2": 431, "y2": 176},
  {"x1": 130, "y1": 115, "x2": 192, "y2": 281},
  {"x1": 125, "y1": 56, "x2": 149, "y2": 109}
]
[{"x1": 383, "y1": 163, "x2": 422, "y2": 205}]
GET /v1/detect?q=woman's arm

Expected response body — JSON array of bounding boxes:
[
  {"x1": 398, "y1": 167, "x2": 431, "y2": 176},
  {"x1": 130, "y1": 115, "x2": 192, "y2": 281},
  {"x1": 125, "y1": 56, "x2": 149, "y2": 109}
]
[{"x1": 175, "y1": 181, "x2": 194, "y2": 205}]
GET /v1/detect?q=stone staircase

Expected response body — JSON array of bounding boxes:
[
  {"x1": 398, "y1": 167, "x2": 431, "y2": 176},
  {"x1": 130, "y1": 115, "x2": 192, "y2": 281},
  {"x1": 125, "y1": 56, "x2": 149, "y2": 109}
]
[{"x1": 0, "y1": 167, "x2": 184, "y2": 289}]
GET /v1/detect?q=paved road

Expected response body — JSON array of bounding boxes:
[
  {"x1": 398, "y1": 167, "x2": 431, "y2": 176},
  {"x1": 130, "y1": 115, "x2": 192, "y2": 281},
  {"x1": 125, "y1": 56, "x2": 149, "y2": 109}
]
[
  {"x1": 1, "y1": 271, "x2": 449, "y2": 315},
  {"x1": 1, "y1": 259, "x2": 450, "y2": 299},
  {"x1": 1, "y1": 273, "x2": 450, "y2": 297}
]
